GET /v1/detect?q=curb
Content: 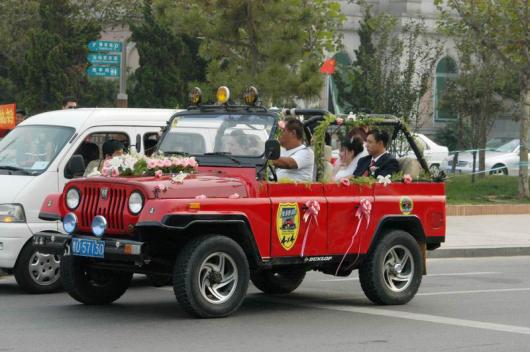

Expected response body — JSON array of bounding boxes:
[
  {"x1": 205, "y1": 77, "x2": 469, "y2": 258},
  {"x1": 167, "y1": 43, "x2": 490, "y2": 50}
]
[
  {"x1": 429, "y1": 246, "x2": 530, "y2": 258},
  {"x1": 446, "y1": 204, "x2": 530, "y2": 216}
]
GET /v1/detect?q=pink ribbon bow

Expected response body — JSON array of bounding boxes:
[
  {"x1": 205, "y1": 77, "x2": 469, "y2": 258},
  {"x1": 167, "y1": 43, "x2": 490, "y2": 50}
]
[
  {"x1": 335, "y1": 198, "x2": 372, "y2": 275},
  {"x1": 300, "y1": 200, "x2": 320, "y2": 257}
]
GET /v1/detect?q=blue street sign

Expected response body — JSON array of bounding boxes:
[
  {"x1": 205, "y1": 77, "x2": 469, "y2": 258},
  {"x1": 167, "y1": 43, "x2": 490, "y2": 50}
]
[
  {"x1": 86, "y1": 66, "x2": 120, "y2": 78},
  {"x1": 87, "y1": 53, "x2": 121, "y2": 65},
  {"x1": 88, "y1": 40, "x2": 122, "y2": 53}
]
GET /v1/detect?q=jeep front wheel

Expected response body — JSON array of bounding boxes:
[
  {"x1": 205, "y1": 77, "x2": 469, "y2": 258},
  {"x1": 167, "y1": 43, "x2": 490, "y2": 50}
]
[
  {"x1": 173, "y1": 236, "x2": 249, "y2": 318},
  {"x1": 359, "y1": 230, "x2": 423, "y2": 305},
  {"x1": 251, "y1": 268, "x2": 306, "y2": 294},
  {"x1": 61, "y1": 255, "x2": 132, "y2": 305}
]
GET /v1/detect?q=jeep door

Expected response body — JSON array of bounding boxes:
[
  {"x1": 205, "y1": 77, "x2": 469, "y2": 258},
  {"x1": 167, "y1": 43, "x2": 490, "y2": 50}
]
[
  {"x1": 323, "y1": 183, "x2": 374, "y2": 255},
  {"x1": 268, "y1": 183, "x2": 327, "y2": 257}
]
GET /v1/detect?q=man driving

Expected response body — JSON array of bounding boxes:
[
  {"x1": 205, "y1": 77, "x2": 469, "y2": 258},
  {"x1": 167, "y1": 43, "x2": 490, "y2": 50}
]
[{"x1": 272, "y1": 117, "x2": 314, "y2": 182}]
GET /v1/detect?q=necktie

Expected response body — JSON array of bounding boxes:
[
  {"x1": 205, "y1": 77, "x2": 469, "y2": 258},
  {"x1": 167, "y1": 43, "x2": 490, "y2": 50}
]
[{"x1": 363, "y1": 159, "x2": 376, "y2": 177}]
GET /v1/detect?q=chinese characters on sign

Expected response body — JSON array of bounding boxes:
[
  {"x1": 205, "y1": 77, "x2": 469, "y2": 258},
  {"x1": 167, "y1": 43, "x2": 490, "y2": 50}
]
[
  {"x1": 0, "y1": 103, "x2": 16, "y2": 130},
  {"x1": 86, "y1": 40, "x2": 122, "y2": 78},
  {"x1": 86, "y1": 66, "x2": 120, "y2": 78}
]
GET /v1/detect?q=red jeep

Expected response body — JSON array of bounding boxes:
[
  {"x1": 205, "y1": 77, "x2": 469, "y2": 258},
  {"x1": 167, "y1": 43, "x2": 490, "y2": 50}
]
[{"x1": 34, "y1": 88, "x2": 445, "y2": 318}]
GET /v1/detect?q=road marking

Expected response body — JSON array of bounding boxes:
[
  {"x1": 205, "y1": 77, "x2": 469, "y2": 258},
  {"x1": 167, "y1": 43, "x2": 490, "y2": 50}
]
[
  {"x1": 262, "y1": 296, "x2": 530, "y2": 336},
  {"x1": 320, "y1": 272, "x2": 500, "y2": 282},
  {"x1": 418, "y1": 287, "x2": 530, "y2": 296}
]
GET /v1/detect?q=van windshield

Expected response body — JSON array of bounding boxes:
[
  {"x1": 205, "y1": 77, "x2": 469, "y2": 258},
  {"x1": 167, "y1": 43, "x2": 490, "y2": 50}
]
[
  {"x1": 158, "y1": 114, "x2": 275, "y2": 157},
  {"x1": 0, "y1": 125, "x2": 75, "y2": 175}
]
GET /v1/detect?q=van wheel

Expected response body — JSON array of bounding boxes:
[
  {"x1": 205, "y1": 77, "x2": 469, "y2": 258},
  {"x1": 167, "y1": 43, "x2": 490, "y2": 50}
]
[
  {"x1": 173, "y1": 235, "x2": 249, "y2": 318},
  {"x1": 251, "y1": 268, "x2": 306, "y2": 294},
  {"x1": 14, "y1": 242, "x2": 62, "y2": 294},
  {"x1": 359, "y1": 230, "x2": 422, "y2": 305},
  {"x1": 61, "y1": 255, "x2": 132, "y2": 305}
]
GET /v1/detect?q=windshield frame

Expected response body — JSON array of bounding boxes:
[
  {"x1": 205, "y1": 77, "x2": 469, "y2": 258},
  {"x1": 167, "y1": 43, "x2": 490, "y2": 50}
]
[
  {"x1": 0, "y1": 124, "x2": 75, "y2": 176},
  {"x1": 157, "y1": 110, "x2": 279, "y2": 167}
]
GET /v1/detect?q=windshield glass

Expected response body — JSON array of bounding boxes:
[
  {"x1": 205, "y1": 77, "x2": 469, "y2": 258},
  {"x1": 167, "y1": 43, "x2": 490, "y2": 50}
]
[
  {"x1": 158, "y1": 114, "x2": 275, "y2": 157},
  {"x1": 0, "y1": 125, "x2": 75, "y2": 175},
  {"x1": 495, "y1": 139, "x2": 519, "y2": 153}
]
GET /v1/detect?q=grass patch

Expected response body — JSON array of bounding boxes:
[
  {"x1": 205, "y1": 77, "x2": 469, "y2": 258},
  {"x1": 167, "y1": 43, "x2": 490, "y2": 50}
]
[{"x1": 446, "y1": 175, "x2": 530, "y2": 204}]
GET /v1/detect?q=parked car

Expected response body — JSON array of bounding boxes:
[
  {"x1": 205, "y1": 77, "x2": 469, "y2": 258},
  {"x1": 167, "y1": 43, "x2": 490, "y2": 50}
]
[
  {"x1": 411, "y1": 134, "x2": 449, "y2": 172},
  {"x1": 0, "y1": 108, "x2": 176, "y2": 293},
  {"x1": 444, "y1": 138, "x2": 525, "y2": 175}
]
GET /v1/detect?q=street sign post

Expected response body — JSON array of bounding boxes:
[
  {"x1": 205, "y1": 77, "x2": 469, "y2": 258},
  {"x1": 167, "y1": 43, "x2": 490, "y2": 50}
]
[
  {"x1": 86, "y1": 66, "x2": 120, "y2": 78},
  {"x1": 87, "y1": 53, "x2": 121, "y2": 65},
  {"x1": 87, "y1": 40, "x2": 122, "y2": 53}
]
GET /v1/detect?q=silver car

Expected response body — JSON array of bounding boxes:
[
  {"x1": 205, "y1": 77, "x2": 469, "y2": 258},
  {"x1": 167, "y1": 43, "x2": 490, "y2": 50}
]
[{"x1": 445, "y1": 139, "x2": 524, "y2": 175}]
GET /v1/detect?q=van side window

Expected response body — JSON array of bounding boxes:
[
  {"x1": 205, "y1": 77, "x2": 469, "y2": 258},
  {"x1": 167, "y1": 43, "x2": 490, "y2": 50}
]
[
  {"x1": 65, "y1": 132, "x2": 130, "y2": 179},
  {"x1": 143, "y1": 132, "x2": 160, "y2": 157}
]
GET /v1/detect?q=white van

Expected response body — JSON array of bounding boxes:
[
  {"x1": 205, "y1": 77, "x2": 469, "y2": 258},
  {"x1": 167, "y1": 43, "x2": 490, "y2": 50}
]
[{"x1": 0, "y1": 108, "x2": 175, "y2": 293}]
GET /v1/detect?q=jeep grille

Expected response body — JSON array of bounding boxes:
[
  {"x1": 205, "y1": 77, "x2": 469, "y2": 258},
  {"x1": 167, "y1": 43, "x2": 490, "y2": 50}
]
[{"x1": 79, "y1": 186, "x2": 127, "y2": 232}]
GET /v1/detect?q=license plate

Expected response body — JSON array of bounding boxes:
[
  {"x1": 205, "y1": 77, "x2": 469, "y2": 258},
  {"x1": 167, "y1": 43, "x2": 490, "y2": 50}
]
[{"x1": 71, "y1": 238, "x2": 105, "y2": 258}]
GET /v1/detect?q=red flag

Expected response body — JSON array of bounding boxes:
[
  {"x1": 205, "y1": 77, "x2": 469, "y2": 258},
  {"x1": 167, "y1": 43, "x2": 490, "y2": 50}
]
[{"x1": 320, "y1": 58, "x2": 336, "y2": 75}]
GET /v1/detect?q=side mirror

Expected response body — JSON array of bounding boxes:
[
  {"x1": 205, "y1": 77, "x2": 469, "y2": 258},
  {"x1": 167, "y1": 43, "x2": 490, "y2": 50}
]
[
  {"x1": 265, "y1": 139, "x2": 280, "y2": 160},
  {"x1": 64, "y1": 154, "x2": 86, "y2": 179}
]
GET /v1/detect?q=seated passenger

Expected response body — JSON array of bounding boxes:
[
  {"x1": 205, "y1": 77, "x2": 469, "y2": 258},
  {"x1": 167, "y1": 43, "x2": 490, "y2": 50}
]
[
  {"x1": 353, "y1": 129, "x2": 399, "y2": 178},
  {"x1": 271, "y1": 118, "x2": 314, "y2": 182},
  {"x1": 333, "y1": 135, "x2": 365, "y2": 181},
  {"x1": 84, "y1": 140, "x2": 124, "y2": 176}
]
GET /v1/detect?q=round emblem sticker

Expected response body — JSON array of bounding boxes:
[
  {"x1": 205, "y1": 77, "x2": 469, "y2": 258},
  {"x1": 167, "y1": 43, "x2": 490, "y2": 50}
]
[{"x1": 400, "y1": 196, "x2": 413, "y2": 215}]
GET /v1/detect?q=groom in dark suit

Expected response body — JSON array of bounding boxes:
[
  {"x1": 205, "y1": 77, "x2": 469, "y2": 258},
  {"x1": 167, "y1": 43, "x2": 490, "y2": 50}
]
[{"x1": 353, "y1": 129, "x2": 399, "y2": 178}]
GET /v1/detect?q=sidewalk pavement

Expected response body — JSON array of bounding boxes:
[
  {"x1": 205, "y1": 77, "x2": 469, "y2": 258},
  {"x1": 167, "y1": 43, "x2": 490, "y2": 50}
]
[{"x1": 430, "y1": 214, "x2": 530, "y2": 258}]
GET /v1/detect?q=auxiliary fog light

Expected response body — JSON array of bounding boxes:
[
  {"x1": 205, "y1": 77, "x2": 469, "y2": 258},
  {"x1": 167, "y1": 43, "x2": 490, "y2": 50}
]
[
  {"x1": 91, "y1": 215, "x2": 107, "y2": 237},
  {"x1": 63, "y1": 213, "x2": 78, "y2": 234},
  {"x1": 216, "y1": 86, "x2": 230, "y2": 104}
]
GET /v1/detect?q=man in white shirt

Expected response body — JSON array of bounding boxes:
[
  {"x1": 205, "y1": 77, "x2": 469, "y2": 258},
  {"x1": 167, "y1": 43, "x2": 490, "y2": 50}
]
[{"x1": 272, "y1": 117, "x2": 314, "y2": 182}]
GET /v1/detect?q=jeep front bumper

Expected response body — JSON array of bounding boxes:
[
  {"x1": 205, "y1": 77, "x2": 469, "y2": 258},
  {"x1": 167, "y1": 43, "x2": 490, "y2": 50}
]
[{"x1": 32, "y1": 232, "x2": 145, "y2": 263}]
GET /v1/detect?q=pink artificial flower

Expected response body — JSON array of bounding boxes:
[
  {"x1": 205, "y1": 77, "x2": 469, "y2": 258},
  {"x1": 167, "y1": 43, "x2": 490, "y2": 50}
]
[
  {"x1": 228, "y1": 193, "x2": 240, "y2": 199},
  {"x1": 163, "y1": 158, "x2": 172, "y2": 167},
  {"x1": 172, "y1": 158, "x2": 183, "y2": 167},
  {"x1": 195, "y1": 194, "x2": 207, "y2": 199},
  {"x1": 188, "y1": 157, "x2": 198, "y2": 169},
  {"x1": 336, "y1": 117, "x2": 344, "y2": 125},
  {"x1": 101, "y1": 167, "x2": 110, "y2": 177},
  {"x1": 103, "y1": 160, "x2": 111, "y2": 168},
  {"x1": 278, "y1": 120, "x2": 286, "y2": 129},
  {"x1": 340, "y1": 177, "x2": 350, "y2": 186},
  {"x1": 403, "y1": 174, "x2": 413, "y2": 184},
  {"x1": 111, "y1": 168, "x2": 119, "y2": 177},
  {"x1": 155, "y1": 170, "x2": 163, "y2": 178},
  {"x1": 157, "y1": 159, "x2": 165, "y2": 168},
  {"x1": 147, "y1": 159, "x2": 157, "y2": 169}
]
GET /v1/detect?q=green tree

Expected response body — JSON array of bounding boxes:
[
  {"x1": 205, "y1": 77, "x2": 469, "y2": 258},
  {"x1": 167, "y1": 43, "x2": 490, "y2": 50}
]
[
  {"x1": 438, "y1": 36, "x2": 518, "y2": 177},
  {"x1": 334, "y1": 2, "x2": 441, "y2": 127},
  {"x1": 128, "y1": 0, "x2": 206, "y2": 108},
  {"x1": 435, "y1": 0, "x2": 530, "y2": 197},
  {"x1": 153, "y1": 0, "x2": 345, "y2": 106}
]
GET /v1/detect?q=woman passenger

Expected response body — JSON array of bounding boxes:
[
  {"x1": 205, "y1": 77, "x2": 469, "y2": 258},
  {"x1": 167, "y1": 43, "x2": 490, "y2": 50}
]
[{"x1": 332, "y1": 135, "x2": 365, "y2": 181}]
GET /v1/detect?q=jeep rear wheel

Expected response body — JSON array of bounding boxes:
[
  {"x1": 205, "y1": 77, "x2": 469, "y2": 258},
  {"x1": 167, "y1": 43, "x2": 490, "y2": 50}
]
[
  {"x1": 173, "y1": 235, "x2": 249, "y2": 318},
  {"x1": 251, "y1": 268, "x2": 306, "y2": 294},
  {"x1": 359, "y1": 230, "x2": 423, "y2": 305},
  {"x1": 61, "y1": 255, "x2": 132, "y2": 305}
]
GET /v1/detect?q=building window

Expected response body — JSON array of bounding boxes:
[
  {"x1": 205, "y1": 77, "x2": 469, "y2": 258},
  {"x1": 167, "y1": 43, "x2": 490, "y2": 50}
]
[{"x1": 434, "y1": 56, "x2": 458, "y2": 121}]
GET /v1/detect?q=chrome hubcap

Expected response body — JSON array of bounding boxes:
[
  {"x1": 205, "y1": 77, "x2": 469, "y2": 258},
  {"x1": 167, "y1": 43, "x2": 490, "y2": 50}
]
[
  {"x1": 29, "y1": 251, "x2": 60, "y2": 286},
  {"x1": 382, "y1": 245, "x2": 414, "y2": 292},
  {"x1": 198, "y1": 252, "x2": 238, "y2": 304}
]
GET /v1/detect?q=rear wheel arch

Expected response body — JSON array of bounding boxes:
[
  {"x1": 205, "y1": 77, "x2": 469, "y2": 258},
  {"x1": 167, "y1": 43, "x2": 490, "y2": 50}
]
[{"x1": 369, "y1": 216, "x2": 426, "y2": 253}]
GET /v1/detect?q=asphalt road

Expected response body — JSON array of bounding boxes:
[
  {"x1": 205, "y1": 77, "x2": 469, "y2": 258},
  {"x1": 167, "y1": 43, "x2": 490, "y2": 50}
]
[{"x1": 1, "y1": 256, "x2": 530, "y2": 352}]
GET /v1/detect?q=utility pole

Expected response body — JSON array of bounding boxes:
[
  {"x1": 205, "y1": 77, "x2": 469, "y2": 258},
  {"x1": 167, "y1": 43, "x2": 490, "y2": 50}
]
[{"x1": 117, "y1": 39, "x2": 128, "y2": 108}]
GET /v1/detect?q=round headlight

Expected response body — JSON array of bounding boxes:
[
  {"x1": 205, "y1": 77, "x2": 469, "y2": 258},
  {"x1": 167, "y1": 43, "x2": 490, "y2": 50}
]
[
  {"x1": 63, "y1": 213, "x2": 78, "y2": 234},
  {"x1": 66, "y1": 188, "x2": 80, "y2": 210},
  {"x1": 128, "y1": 192, "x2": 144, "y2": 215},
  {"x1": 91, "y1": 215, "x2": 107, "y2": 237}
]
